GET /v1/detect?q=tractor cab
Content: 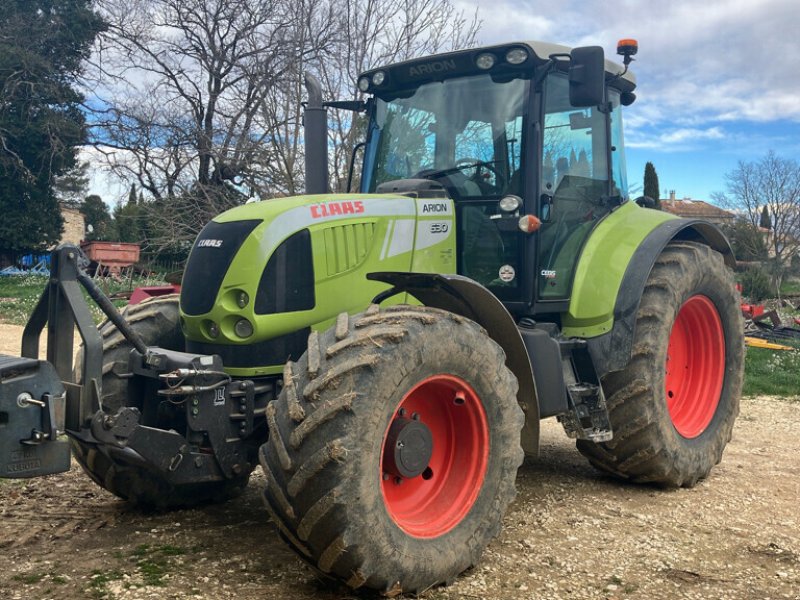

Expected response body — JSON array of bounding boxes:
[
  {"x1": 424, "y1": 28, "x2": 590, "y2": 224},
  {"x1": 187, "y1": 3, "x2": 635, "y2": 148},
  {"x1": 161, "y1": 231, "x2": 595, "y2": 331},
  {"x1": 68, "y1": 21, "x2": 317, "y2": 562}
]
[{"x1": 357, "y1": 41, "x2": 637, "y2": 313}]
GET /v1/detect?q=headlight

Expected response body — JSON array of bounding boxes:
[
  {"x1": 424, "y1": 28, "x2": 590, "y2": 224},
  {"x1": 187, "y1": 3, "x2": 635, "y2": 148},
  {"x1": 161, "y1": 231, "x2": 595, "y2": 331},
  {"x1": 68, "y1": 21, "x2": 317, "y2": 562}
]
[
  {"x1": 234, "y1": 318, "x2": 254, "y2": 338},
  {"x1": 207, "y1": 321, "x2": 220, "y2": 339},
  {"x1": 357, "y1": 77, "x2": 370, "y2": 92},
  {"x1": 505, "y1": 48, "x2": 529, "y2": 65},
  {"x1": 236, "y1": 290, "x2": 249, "y2": 309},
  {"x1": 499, "y1": 195, "x2": 522, "y2": 212},
  {"x1": 476, "y1": 53, "x2": 496, "y2": 70},
  {"x1": 372, "y1": 71, "x2": 386, "y2": 85}
]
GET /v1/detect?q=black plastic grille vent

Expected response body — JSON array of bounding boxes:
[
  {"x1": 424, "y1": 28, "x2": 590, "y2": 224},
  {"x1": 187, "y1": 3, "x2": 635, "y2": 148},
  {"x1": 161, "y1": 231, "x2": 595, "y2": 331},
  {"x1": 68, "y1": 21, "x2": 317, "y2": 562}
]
[
  {"x1": 180, "y1": 219, "x2": 261, "y2": 316},
  {"x1": 255, "y1": 229, "x2": 315, "y2": 314}
]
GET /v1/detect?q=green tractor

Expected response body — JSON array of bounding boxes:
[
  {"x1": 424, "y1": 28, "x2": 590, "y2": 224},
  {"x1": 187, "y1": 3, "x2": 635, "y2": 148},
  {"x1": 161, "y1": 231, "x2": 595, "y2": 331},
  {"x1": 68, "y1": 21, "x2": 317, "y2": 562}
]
[{"x1": 1, "y1": 39, "x2": 743, "y2": 594}]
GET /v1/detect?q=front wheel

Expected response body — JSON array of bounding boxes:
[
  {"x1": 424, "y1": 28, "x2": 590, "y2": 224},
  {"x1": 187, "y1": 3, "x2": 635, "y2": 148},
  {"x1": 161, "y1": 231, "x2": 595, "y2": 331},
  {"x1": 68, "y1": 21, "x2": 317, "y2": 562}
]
[
  {"x1": 259, "y1": 305, "x2": 524, "y2": 594},
  {"x1": 577, "y1": 241, "x2": 744, "y2": 487}
]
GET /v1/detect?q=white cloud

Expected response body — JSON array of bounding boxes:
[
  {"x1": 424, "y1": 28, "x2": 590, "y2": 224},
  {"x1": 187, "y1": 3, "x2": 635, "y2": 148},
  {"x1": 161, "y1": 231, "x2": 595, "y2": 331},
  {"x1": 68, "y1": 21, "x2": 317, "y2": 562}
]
[
  {"x1": 463, "y1": 0, "x2": 800, "y2": 126},
  {"x1": 78, "y1": 146, "x2": 131, "y2": 208},
  {"x1": 627, "y1": 126, "x2": 726, "y2": 150}
]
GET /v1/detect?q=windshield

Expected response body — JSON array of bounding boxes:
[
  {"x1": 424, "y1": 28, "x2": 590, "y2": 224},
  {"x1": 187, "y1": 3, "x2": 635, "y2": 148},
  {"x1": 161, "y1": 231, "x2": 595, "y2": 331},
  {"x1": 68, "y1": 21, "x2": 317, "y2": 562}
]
[{"x1": 363, "y1": 75, "x2": 528, "y2": 199}]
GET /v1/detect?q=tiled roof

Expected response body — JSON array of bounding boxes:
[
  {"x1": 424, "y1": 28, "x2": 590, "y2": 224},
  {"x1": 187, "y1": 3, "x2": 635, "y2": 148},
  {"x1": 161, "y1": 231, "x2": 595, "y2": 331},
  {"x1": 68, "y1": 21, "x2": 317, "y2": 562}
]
[{"x1": 660, "y1": 200, "x2": 735, "y2": 220}]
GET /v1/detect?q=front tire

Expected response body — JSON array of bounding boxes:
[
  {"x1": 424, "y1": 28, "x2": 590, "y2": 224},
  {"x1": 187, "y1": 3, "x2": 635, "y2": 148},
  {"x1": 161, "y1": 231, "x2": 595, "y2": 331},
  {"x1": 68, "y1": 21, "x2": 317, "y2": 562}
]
[
  {"x1": 259, "y1": 305, "x2": 524, "y2": 593},
  {"x1": 577, "y1": 241, "x2": 744, "y2": 487}
]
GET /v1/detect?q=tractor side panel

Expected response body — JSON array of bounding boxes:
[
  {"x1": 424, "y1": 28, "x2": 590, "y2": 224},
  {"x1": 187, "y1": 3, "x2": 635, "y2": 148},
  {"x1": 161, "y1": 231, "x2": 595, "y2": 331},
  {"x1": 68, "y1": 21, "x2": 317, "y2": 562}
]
[
  {"x1": 561, "y1": 201, "x2": 675, "y2": 338},
  {"x1": 180, "y1": 194, "x2": 456, "y2": 376}
]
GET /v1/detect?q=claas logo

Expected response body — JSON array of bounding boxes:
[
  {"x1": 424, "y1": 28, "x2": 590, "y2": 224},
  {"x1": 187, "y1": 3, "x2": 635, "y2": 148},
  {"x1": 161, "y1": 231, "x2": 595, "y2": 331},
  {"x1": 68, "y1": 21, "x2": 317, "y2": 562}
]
[{"x1": 310, "y1": 201, "x2": 365, "y2": 219}]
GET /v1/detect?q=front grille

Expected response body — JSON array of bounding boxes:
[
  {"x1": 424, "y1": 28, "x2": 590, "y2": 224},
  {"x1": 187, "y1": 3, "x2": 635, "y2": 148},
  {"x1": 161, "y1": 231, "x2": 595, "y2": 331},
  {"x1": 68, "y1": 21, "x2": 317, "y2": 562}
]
[
  {"x1": 181, "y1": 219, "x2": 261, "y2": 316},
  {"x1": 322, "y1": 222, "x2": 375, "y2": 276}
]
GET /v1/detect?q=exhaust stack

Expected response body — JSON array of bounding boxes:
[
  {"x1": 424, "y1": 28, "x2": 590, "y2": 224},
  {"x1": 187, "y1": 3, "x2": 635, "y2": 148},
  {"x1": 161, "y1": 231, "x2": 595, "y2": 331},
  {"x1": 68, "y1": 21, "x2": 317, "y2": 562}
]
[{"x1": 303, "y1": 73, "x2": 329, "y2": 195}]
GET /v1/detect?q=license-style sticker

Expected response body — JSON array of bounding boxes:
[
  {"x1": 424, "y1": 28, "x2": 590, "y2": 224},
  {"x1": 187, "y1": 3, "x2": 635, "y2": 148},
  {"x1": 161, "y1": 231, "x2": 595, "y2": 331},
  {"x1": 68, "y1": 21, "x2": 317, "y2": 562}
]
[{"x1": 499, "y1": 265, "x2": 515, "y2": 282}]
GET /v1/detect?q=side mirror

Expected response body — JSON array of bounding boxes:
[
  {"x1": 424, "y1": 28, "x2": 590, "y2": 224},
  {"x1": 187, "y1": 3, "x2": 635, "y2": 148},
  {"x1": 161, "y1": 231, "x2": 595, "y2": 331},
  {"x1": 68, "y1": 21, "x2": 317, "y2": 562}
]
[{"x1": 568, "y1": 46, "x2": 605, "y2": 107}]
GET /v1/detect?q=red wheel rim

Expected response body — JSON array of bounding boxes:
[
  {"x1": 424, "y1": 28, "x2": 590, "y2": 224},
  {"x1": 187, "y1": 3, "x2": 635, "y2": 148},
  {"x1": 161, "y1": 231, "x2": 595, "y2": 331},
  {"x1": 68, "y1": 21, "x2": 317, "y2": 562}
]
[
  {"x1": 380, "y1": 375, "x2": 489, "y2": 538},
  {"x1": 665, "y1": 295, "x2": 725, "y2": 438}
]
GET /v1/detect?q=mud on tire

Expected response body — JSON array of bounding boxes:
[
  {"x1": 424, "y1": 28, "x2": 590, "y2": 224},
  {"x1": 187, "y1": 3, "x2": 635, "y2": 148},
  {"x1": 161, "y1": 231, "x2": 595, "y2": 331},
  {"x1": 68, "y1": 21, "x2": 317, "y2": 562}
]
[
  {"x1": 71, "y1": 295, "x2": 253, "y2": 509},
  {"x1": 259, "y1": 305, "x2": 524, "y2": 594},
  {"x1": 577, "y1": 241, "x2": 744, "y2": 487}
]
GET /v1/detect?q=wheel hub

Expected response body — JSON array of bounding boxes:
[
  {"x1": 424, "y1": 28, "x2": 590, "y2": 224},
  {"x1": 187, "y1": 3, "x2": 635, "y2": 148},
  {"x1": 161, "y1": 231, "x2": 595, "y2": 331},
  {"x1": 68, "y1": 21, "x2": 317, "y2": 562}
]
[{"x1": 383, "y1": 416, "x2": 433, "y2": 479}]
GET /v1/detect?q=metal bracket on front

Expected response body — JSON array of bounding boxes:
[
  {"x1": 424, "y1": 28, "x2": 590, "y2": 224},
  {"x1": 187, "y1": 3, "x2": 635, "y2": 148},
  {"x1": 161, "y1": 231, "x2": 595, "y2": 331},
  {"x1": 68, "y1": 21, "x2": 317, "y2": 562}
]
[{"x1": 18, "y1": 391, "x2": 66, "y2": 445}]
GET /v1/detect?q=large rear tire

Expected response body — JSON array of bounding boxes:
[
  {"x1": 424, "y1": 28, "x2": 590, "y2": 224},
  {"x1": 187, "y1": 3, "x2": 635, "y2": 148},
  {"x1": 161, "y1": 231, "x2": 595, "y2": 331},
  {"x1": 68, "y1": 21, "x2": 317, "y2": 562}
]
[
  {"x1": 71, "y1": 295, "x2": 253, "y2": 509},
  {"x1": 259, "y1": 305, "x2": 524, "y2": 594},
  {"x1": 577, "y1": 241, "x2": 744, "y2": 487}
]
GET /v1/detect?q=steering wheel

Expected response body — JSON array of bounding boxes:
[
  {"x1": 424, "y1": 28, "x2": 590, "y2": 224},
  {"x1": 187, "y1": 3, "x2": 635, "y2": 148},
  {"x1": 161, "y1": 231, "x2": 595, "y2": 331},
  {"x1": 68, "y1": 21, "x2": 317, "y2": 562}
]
[{"x1": 455, "y1": 157, "x2": 501, "y2": 178}]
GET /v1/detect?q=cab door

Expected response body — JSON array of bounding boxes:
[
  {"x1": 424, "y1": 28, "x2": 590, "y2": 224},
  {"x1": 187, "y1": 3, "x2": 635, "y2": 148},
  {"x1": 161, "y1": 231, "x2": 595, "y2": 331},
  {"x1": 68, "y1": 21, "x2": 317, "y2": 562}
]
[{"x1": 535, "y1": 74, "x2": 613, "y2": 303}]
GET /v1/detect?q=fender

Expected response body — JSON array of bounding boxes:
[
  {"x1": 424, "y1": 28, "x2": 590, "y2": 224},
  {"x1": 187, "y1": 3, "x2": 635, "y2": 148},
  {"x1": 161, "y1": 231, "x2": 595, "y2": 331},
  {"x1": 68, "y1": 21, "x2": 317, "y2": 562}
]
[
  {"x1": 586, "y1": 218, "x2": 735, "y2": 377},
  {"x1": 368, "y1": 272, "x2": 539, "y2": 457}
]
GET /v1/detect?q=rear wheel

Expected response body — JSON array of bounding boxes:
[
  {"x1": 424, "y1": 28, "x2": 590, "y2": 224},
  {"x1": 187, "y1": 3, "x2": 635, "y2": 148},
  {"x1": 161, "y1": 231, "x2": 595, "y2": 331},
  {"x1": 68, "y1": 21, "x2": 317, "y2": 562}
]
[
  {"x1": 71, "y1": 295, "x2": 254, "y2": 509},
  {"x1": 259, "y1": 305, "x2": 524, "y2": 594},
  {"x1": 577, "y1": 241, "x2": 744, "y2": 487}
]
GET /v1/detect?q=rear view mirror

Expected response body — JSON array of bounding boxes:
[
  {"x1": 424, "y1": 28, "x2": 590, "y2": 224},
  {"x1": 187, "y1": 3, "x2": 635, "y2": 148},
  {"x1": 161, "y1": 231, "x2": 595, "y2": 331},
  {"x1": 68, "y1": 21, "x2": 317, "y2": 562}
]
[{"x1": 569, "y1": 46, "x2": 605, "y2": 107}]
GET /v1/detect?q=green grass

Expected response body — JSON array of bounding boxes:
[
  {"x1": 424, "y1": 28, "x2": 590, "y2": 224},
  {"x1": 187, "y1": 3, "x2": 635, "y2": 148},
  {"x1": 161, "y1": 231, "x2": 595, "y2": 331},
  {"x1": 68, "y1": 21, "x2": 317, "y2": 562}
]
[
  {"x1": 12, "y1": 572, "x2": 45, "y2": 584},
  {"x1": 89, "y1": 569, "x2": 124, "y2": 599},
  {"x1": 129, "y1": 544, "x2": 187, "y2": 586},
  {"x1": 780, "y1": 277, "x2": 800, "y2": 296},
  {"x1": 744, "y1": 344, "x2": 800, "y2": 398},
  {"x1": 0, "y1": 274, "x2": 167, "y2": 326}
]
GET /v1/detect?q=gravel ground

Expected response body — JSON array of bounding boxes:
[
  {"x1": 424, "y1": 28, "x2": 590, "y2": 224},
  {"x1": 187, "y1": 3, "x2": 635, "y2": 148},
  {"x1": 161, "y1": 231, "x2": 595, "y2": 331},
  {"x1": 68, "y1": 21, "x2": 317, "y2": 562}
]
[{"x1": 1, "y1": 324, "x2": 799, "y2": 599}]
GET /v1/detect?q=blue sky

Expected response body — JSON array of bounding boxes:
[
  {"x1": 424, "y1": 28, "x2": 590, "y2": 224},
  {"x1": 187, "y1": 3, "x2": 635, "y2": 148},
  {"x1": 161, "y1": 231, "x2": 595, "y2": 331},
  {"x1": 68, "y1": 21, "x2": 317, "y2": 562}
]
[{"x1": 460, "y1": 0, "x2": 800, "y2": 202}]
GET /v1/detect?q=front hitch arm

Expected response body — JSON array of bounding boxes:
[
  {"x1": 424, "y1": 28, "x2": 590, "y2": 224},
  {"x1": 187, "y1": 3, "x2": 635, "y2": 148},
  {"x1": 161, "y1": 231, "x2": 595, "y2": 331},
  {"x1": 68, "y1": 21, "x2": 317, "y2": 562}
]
[{"x1": 21, "y1": 244, "x2": 148, "y2": 430}]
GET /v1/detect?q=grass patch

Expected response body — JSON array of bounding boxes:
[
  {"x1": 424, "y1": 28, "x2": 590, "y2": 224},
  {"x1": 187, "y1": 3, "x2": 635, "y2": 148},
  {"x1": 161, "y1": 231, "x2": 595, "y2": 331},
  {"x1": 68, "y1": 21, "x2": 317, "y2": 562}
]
[
  {"x1": 89, "y1": 569, "x2": 124, "y2": 599},
  {"x1": 0, "y1": 274, "x2": 167, "y2": 326},
  {"x1": 12, "y1": 572, "x2": 45, "y2": 584},
  {"x1": 780, "y1": 277, "x2": 800, "y2": 296},
  {"x1": 129, "y1": 544, "x2": 187, "y2": 586},
  {"x1": 744, "y1": 344, "x2": 800, "y2": 398}
]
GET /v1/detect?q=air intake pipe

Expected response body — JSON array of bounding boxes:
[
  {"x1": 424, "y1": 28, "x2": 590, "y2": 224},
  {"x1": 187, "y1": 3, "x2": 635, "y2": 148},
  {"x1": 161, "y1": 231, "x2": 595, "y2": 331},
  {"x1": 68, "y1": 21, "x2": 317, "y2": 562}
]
[{"x1": 303, "y1": 73, "x2": 329, "y2": 195}]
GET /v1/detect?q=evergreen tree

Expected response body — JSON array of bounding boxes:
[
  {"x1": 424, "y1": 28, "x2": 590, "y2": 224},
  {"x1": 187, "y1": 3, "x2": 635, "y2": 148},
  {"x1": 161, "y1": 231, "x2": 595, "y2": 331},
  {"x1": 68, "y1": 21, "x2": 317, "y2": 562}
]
[
  {"x1": 759, "y1": 205, "x2": 772, "y2": 230},
  {"x1": 644, "y1": 161, "x2": 661, "y2": 208},
  {"x1": 80, "y1": 195, "x2": 114, "y2": 241},
  {"x1": 113, "y1": 202, "x2": 144, "y2": 243},
  {"x1": 54, "y1": 161, "x2": 90, "y2": 208},
  {"x1": 128, "y1": 184, "x2": 138, "y2": 207},
  {"x1": 0, "y1": 1, "x2": 105, "y2": 255}
]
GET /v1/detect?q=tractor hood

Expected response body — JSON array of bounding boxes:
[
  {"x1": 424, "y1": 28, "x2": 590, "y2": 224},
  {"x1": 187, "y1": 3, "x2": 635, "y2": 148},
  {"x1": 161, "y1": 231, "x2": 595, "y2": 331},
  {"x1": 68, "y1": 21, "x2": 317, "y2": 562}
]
[{"x1": 179, "y1": 193, "x2": 457, "y2": 376}]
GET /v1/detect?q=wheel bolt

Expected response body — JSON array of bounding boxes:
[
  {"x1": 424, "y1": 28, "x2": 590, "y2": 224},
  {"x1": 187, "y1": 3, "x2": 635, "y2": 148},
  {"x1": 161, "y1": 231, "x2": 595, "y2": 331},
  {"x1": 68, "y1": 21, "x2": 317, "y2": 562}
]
[
  {"x1": 394, "y1": 477, "x2": 403, "y2": 485},
  {"x1": 411, "y1": 412, "x2": 420, "y2": 421},
  {"x1": 382, "y1": 472, "x2": 390, "y2": 481},
  {"x1": 398, "y1": 408, "x2": 406, "y2": 417}
]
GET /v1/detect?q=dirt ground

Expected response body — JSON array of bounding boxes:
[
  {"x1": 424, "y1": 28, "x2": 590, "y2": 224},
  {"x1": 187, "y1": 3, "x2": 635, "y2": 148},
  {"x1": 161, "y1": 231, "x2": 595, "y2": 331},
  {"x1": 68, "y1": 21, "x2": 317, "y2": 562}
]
[{"x1": 1, "y1": 324, "x2": 799, "y2": 600}]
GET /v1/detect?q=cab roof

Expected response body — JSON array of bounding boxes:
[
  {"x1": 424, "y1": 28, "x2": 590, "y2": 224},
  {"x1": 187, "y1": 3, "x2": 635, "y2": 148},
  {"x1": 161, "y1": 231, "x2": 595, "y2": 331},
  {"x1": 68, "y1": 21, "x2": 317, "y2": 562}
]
[{"x1": 358, "y1": 40, "x2": 636, "y2": 95}]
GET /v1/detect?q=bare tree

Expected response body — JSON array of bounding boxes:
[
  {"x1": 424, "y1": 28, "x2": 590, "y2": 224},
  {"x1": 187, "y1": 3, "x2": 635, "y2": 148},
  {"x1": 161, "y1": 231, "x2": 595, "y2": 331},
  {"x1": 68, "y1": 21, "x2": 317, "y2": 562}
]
[
  {"x1": 713, "y1": 151, "x2": 800, "y2": 294},
  {"x1": 88, "y1": 0, "x2": 480, "y2": 253},
  {"x1": 320, "y1": 0, "x2": 481, "y2": 192},
  {"x1": 89, "y1": 0, "x2": 336, "y2": 250},
  {"x1": 259, "y1": 0, "x2": 482, "y2": 195}
]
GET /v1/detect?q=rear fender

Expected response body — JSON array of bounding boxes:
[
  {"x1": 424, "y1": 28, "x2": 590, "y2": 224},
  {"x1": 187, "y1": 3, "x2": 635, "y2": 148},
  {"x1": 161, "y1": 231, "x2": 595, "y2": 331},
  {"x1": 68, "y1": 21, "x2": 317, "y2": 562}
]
[
  {"x1": 586, "y1": 219, "x2": 735, "y2": 376},
  {"x1": 368, "y1": 272, "x2": 539, "y2": 457}
]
